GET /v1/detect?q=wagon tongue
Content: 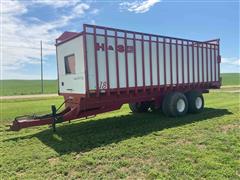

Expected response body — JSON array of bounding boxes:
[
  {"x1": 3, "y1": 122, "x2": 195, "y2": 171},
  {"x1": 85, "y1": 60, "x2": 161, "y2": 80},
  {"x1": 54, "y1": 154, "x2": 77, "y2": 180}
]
[
  {"x1": 9, "y1": 105, "x2": 71, "y2": 131},
  {"x1": 10, "y1": 115, "x2": 53, "y2": 131},
  {"x1": 10, "y1": 113, "x2": 56, "y2": 131}
]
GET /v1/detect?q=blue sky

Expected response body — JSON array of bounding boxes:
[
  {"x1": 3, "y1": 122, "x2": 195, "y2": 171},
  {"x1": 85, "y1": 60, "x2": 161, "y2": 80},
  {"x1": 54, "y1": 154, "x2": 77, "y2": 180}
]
[{"x1": 1, "y1": 0, "x2": 239, "y2": 79}]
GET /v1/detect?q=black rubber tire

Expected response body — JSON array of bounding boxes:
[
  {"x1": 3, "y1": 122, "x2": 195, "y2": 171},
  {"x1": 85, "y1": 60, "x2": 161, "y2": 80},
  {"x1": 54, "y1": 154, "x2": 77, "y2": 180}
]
[
  {"x1": 186, "y1": 91, "x2": 204, "y2": 113},
  {"x1": 162, "y1": 92, "x2": 188, "y2": 117},
  {"x1": 149, "y1": 102, "x2": 160, "y2": 112},
  {"x1": 129, "y1": 102, "x2": 150, "y2": 113}
]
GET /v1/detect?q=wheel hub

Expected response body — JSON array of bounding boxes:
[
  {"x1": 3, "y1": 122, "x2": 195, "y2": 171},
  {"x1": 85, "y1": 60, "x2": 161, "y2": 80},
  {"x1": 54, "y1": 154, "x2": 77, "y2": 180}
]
[
  {"x1": 195, "y1": 97, "x2": 202, "y2": 109},
  {"x1": 177, "y1": 99, "x2": 185, "y2": 112}
]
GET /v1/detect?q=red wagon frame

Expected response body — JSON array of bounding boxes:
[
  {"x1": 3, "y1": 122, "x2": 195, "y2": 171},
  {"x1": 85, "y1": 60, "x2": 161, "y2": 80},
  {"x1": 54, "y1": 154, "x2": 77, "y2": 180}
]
[{"x1": 10, "y1": 24, "x2": 221, "y2": 131}]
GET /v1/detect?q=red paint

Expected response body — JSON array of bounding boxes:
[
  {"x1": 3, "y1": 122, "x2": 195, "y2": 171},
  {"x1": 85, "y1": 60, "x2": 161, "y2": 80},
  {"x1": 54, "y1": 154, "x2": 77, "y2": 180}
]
[
  {"x1": 56, "y1": 31, "x2": 80, "y2": 43},
  {"x1": 10, "y1": 24, "x2": 222, "y2": 131},
  {"x1": 95, "y1": 42, "x2": 134, "y2": 53},
  {"x1": 96, "y1": 43, "x2": 105, "y2": 51},
  {"x1": 10, "y1": 82, "x2": 220, "y2": 131}
]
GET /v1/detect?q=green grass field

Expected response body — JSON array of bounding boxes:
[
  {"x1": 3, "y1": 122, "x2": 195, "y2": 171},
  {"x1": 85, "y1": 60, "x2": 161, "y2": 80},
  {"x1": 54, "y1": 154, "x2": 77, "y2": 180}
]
[
  {"x1": 0, "y1": 73, "x2": 239, "y2": 178},
  {"x1": 0, "y1": 73, "x2": 239, "y2": 96},
  {"x1": 0, "y1": 80, "x2": 58, "y2": 96},
  {"x1": 221, "y1": 73, "x2": 240, "y2": 86},
  {"x1": 0, "y1": 90, "x2": 239, "y2": 179}
]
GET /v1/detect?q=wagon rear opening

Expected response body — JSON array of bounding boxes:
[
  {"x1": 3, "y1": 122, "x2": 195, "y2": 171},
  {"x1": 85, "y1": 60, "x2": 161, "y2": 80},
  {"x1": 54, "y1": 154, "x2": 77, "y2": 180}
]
[{"x1": 10, "y1": 24, "x2": 221, "y2": 131}]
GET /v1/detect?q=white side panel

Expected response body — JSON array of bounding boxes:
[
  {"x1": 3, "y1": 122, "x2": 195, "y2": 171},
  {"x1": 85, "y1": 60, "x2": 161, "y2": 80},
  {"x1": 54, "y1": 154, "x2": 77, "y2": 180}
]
[
  {"x1": 118, "y1": 38, "x2": 126, "y2": 88},
  {"x1": 177, "y1": 45, "x2": 183, "y2": 84},
  {"x1": 215, "y1": 49, "x2": 219, "y2": 81},
  {"x1": 96, "y1": 36, "x2": 107, "y2": 89},
  {"x1": 127, "y1": 39, "x2": 135, "y2": 87},
  {"x1": 108, "y1": 37, "x2": 117, "y2": 89},
  {"x1": 211, "y1": 48, "x2": 215, "y2": 82},
  {"x1": 172, "y1": 44, "x2": 177, "y2": 84},
  {"x1": 199, "y1": 47, "x2": 203, "y2": 82},
  {"x1": 144, "y1": 41, "x2": 151, "y2": 86},
  {"x1": 159, "y1": 43, "x2": 164, "y2": 85},
  {"x1": 166, "y1": 44, "x2": 171, "y2": 84},
  {"x1": 203, "y1": 48, "x2": 207, "y2": 82},
  {"x1": 136, "y1": 40, "x2": 143, "y2": 86},
  {"x1": 189, "y1": 46, "x2": 193, "y2": 83},
  {"x1": 86, "y1": 34, "x2": 96, "y2": 90},
  {"x1": 183, "y1": 46, "x2": 188, "y2": 84},
  {"x1": 151, "y1": 42, "x2": 158, "y2": 86},
  {"x1": 208, "y1": 48, "x2": 211, "y2": 81},
  {"x1": 57, "y1": 36, "x2": 85, "y2": 94},
  {"x1": 194, "y1": 47, "x2": 198, "y2": 82}
]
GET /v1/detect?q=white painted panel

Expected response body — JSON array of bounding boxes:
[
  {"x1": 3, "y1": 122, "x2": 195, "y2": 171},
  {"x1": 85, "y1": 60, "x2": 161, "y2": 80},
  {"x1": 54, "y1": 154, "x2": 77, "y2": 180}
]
[
  {"x1": 194, "y1": 47, "x2": 198, "y2": 83},
  {"x1": 57, "y1": 36, "x2": 85, "y2": 94},
  {"x1": 84, "y1": 34, "x2": 217, "y2": 92},
  {"x1": 172, "y1": 44, "x2": 177, "y2": 84},
  {"x1": 208, "y1": 48, "x2": 211, "y2": 82},
  {"x1": 86, "y1": 34, "x2": 96, "y2": 90},
  {"x1": 183, "y1": 46, "x2": 188, "y2": 83},
  {"x1": 189, "y1": 46, "x2": 193, "y2": 83},
  {"x1": 211, "y1": 48, "x2": 215, "y2": 82},
  {"x1": 166, "y1": 44, "x2": 171, "y2": 84},
  {"x1": 96, "y1": 36, "x2": 107, "y2": 90},
  {"x1": 127, "y1": 39, "x2": 135, "y2": 87},
  {"x1": 199, "y1": 47, "x2": 203, "y2": 82},
  {"x1": 215, "y1": 49, "x2": 219, "y2": 81},
  {"x1": 151, "y1": 42, "x2": 158, "y2": 86},
  {"x1": 159, "y1": 43, "x2": 164, "y2": 85},
  {"x1": 144, "y1": 41, "x2": 151, "y2": 86},
  {"x1": 136, "y1": 40, "x2": 143, "y2": 86},
  {"x1": 203, "y1": 48, "x2": 207, "y2": 82},
  {"x1": 107, "y1": 37, "x2": 117, "y2": 89},
  {"x1": 118, "y1": 38, "x2": 126, "y2": 88},
  {"x1": 177, "y1": 45, "x2": 183, "y2": 84}
]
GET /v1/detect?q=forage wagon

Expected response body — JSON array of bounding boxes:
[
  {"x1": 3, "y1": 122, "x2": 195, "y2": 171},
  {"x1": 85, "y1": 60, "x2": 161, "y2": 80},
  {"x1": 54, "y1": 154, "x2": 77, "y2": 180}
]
[{"x1": 10, "y1": 24, "x2": 221, "y2": 131}]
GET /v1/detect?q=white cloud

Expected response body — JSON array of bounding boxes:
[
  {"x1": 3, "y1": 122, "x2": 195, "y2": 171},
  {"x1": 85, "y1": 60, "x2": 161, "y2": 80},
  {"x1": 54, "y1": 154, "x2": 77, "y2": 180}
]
[
  {"x1": 0, "y1": 0, "x2": 91, "y2": 79},
  {"x1": 72, "y1": 3, "x2": 90, "y2": 16},
  {"x1": 120, "y1": 0, "x2": 160, "y2": 13},
  {"x1": 90, "y1": 9, "x2": 100, "y2": 15},
  {"x1": 1, "y1": 0, "x2": 27, "y2": 14},
  {"x1": 222, "y1": 57, "x2": 240, "y2": 66},
  {"x1": 31, "y1": 0, "x2": 80, "y2": 8}
]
